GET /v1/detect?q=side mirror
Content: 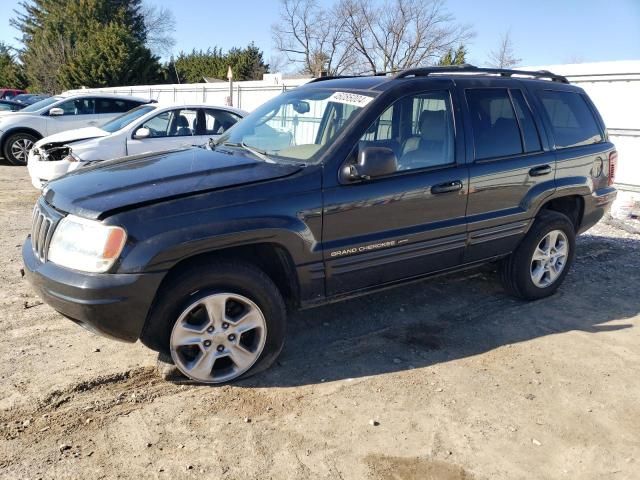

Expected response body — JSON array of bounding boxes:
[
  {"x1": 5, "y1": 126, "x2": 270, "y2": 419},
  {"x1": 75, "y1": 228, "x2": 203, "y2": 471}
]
[
  {"x1": 48, "y1": 107, "x2": 64, "y2": 116},
  {"x1": 342, "y1": 146, "x2": 397, "y2": 182},
  {"x1": 133, "y1": 127, "x2": 151, "y2": 139},
  {"x1": 292, "y1": 101, "x2": 310, "y2": 114}
]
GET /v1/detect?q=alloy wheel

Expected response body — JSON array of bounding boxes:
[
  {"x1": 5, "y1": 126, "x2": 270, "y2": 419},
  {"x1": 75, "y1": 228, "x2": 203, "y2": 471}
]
[
  {"x1": 10, "y1": 137, "x2": 33, "y2": 163},
  {"x1": 530, "y1": 229, "x2": 569, "y2": 288},
  {"x1": 169, "y1": 293, "x2": 267, "y2": 383}
]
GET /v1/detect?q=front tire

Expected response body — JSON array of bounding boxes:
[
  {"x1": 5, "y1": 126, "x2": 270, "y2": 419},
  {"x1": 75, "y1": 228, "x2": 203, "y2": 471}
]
[
  {"x1": 3, "y1": 132, "x2": 38, "y2": 166},
  {"x1": 145, "y1": 261, "x2": 286, "y2": 384},
  {"x1": 500, "y1": 211, "x2": 576, "y2": 300}
]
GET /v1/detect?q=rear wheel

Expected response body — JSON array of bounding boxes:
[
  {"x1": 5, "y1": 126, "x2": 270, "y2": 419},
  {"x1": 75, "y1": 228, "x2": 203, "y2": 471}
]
[
  {"x1": 3, "y1": 132, "x2": 38, "y2": 166},
  {"x1": 500, "y1": 211, "x2": 576, "y2": 300},
  {"x1": 146, "y1": 261, "x2": 286, "y2": 384}
]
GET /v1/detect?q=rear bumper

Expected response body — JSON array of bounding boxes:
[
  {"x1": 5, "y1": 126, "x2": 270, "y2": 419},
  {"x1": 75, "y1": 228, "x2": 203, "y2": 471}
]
[
  {"x1": 22, "y1": 237, "x2": 166, "y2": 342},
  {"x1": 579, "y1": 187, "x2": 617, "y2": 234}
]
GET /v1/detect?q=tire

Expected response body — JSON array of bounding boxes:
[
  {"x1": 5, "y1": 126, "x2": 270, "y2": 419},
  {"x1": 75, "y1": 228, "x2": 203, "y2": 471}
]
[
  {"x1": 144, "y1": 261, "x2": 286, "y2": 384},
  {"x1": 3, "y1": 132, "x2": 38, "y2": 166},
  {"x1": 500, "y1": 211, "x2": 576, "y2": 300}
]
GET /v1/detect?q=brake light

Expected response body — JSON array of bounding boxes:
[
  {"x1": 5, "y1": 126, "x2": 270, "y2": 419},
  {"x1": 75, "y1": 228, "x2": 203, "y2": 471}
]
[{"x1": 608, "y1": 151, "x2": 617, "y2": 186}]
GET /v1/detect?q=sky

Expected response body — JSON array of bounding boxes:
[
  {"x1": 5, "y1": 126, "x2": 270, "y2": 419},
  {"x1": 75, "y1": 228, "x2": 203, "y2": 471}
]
[{"x1": 1, "y1": 0, "x2": 639, "y2": 68}]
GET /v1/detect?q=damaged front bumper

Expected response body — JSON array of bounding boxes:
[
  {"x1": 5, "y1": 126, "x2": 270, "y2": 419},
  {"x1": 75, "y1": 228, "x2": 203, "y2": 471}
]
[{"x1": 27, "y1": 145, "x2": 81, "y2": 190}]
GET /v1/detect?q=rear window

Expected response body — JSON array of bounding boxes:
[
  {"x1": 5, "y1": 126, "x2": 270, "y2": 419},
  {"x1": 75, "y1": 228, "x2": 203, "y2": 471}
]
[
  {"x1": 466, "y1": 88, "x2": 523, "y2": 160},
  {"x1": 537, "y1": 90, "x2": 603, "y2": 149}
]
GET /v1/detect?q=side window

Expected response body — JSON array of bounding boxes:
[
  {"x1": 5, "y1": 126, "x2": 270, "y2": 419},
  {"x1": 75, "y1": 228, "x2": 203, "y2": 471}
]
[
  {"x1": 95, "y1": 99, "x2": 135, "y2": 114},
  {"x1": 200, "y1": 109, "x2": 242, "y2": 135},
  {"x1": 361, "y1": 105, "x2": 394, "y2": 141},
  {"x1": 358, "y1": 90, "x2": 454, "y2": 171},
  {"x1": 140, "y1": 109, "x2": 197, "y2": 138},
  {"x1": 466, "y1": 88, "x2": 522, "y2": 160},
  {"x1": 510, "y1": 90, "x2": 542, "y2": 153},
  {"x1": 57, "y1": 98, "x2": 96, "y2": 116},
  {"x1": 141, "y1": 111, "x2": 172, "y2": 137},
  {"x1": 537, "y1": 90, "x2": 603, "y2": 148}
]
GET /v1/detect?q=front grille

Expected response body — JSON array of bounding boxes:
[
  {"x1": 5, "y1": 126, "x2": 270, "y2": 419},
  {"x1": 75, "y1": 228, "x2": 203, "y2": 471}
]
[{"x1": 31, "y1": 201, "x2": 61, "y2": 261}]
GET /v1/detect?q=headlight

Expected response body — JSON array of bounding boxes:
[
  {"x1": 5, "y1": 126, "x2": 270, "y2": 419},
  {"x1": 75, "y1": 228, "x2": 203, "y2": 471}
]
[
  {"x1": 48, "y1": 215, "x2": 127, "y2": 273},
  {"x1": 63, "y1": 151, "x2": 81, "y2": 162}
]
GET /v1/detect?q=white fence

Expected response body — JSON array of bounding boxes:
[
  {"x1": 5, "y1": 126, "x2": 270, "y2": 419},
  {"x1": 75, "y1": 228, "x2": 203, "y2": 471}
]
[
  {"x1": 66, "y1": 75, "x2": 311, "y2": 112},
  {"x1": 67, "y1": 61, "x2": 640, "y2": 190}
]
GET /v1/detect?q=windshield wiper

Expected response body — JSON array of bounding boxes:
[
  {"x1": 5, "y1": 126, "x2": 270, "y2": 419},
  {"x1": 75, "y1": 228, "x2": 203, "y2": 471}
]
[{"x1": 222, "y1": 141, "x2": 274, "y2": 163}]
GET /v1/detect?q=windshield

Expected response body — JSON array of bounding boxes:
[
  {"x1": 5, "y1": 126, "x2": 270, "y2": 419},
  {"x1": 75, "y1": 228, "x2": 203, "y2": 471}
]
[
  {"x1": 100, "y1": 105, "x2": 156, "y2": 133},
  {"x1": 217, "y1": 88, "x2": 376, "y2": 162},
  {"x1": 21, "y1": 96, "x2": 61, "y2": 112}
]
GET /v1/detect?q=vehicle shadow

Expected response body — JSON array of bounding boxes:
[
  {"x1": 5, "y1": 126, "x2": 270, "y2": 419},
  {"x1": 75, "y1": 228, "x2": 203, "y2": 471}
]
[{"x1": 237, "y1": 231, "x2": 639, "y2": 388}]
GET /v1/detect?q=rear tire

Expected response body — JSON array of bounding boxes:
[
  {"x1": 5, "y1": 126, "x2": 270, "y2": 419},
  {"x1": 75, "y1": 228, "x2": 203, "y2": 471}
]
[
  {"x1": 500, "y1": 211, "x2": 576, "y2": 300},
  {"x1": 3, "y1": 132, "x2": 38, "y2": 166},
  {"x1": 145, "y1": 261, "x2": 286, "y2": 384}
]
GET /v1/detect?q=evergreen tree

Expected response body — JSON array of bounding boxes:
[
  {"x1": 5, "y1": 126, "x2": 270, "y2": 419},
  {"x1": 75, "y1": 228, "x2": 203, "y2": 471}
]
[
  {"x1": 0, "y1": 43, "x2": 27, "y2": 89},
  {"x1": 438, "y1": 44, "x2": 467, "y2": 66},
  {"x1": 167, "y1": 44, "x2": 269, "y2": 83},
  {"x1": 60, "y1": 21, "x2": 161, "y2": 88},
  {"x1": 12, "y1": 0, "x2": 159, "y2": 91}
]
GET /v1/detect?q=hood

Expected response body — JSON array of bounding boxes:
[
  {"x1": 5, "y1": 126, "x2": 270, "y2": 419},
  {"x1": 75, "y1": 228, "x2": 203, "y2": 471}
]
[
  {"x1": 43, "y1": 147, "x2": 303, "y2": 220},
  {"x1": 35, "y1": 127, "x2": 108, "y2": 148}
]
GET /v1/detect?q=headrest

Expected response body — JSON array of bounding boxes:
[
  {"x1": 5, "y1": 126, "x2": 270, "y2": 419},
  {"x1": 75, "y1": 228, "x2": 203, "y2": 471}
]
[
  {"x1": 419, "y1": 110, "x2": 446, "y2": 142},
  {"x1": 176, "y1": 115, "x2": 189, "y2": 127}
]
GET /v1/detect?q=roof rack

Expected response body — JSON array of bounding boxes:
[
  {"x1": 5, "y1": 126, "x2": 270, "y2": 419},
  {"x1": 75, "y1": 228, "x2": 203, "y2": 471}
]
[
  {"x1": 393, "y1": 64, "x2": 569, "y2": 83},
  {"x1": 307, "y1": 71, "x2": 391, "y2": 84}
]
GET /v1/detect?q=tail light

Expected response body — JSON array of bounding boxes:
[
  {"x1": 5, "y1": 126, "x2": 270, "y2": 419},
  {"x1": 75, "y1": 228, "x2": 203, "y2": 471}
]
[{"x1": 608, "y1": 150, "x2": 618, "y2": 186}]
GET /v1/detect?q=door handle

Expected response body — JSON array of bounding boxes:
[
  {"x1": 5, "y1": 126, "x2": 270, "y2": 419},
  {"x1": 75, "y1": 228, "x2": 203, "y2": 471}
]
[
  {"x1": 87, "y1": 121, "x2": 98, "y2": 126},
  {"x1": 431, "y1": 180, "x2": 463, "y2": 194},
  {"x1": 529, "y1": 165, "x2": 552, "y2": 176}
]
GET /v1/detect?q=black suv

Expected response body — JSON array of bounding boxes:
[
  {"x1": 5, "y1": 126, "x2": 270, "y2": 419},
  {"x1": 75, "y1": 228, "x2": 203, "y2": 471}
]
[{"x1": 23, "y1": 66, "x2": 617, "y2": 384}]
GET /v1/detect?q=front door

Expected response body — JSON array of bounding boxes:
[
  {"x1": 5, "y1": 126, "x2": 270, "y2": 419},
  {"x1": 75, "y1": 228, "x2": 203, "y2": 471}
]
[
  {"x1": 127, "y1": 108, "x2": 201, "y2": 156},
  {"x1": 323, "y1": 88, "x2": 469, "y2": 297},
  {"x1": 45, "y1": 97, "x2": 103, "y2": 134}
]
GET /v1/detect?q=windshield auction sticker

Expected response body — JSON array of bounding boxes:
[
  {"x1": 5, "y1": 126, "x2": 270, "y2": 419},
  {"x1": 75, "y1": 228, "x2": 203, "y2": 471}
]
[{"x1": 328, "y1": 92, "x2": 374, "y2": 108}]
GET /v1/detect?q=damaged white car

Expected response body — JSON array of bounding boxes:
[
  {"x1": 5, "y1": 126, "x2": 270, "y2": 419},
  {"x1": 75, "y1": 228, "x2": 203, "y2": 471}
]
[{"x1": 27, "y1": 103, "x2": 246, "y2": 189}]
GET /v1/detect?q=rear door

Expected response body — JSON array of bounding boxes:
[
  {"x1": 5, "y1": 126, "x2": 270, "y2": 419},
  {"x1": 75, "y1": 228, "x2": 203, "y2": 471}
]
[
  {"x1": 196, "y1": 108, "x2": 243, "y2": 144},
  {"x1": 322, "y1": 83, "x2": 469, "y2": 296},
  {"x1": 461, "y1": 80, "x2": 557, "y2": 262},
  {"x1": 126, "y1": 108, "x2": 199, "y2": 155},
  {"x1": 94, "y1": 98, "x2": 142, "y2": 125}
]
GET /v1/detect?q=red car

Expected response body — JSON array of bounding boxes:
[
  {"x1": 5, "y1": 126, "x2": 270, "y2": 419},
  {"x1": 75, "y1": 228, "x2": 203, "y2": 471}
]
[{"x1": 0, "y1": 88, "x2": 27, "y2": 100}]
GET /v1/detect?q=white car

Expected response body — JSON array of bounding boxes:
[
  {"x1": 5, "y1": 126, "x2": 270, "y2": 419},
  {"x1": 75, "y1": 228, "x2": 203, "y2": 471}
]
[
  {"x1": 27, "y1": 103, "x2": 247, "y2": 189},
  {"x1": 0, "y1": 93, "x2": 152, "y2": 165}
]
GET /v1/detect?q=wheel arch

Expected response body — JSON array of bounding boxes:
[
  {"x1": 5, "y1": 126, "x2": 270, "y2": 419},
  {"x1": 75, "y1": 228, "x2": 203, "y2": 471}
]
[
  {"x1": 140, "y1": 242, "x2": 299, "y2": 351},
  {"x1": 1, "y1": 127, "x2": 43, "y2": 153},
  {"x1": 537, "y1": 195, "x2": 585, "y2": 232}
]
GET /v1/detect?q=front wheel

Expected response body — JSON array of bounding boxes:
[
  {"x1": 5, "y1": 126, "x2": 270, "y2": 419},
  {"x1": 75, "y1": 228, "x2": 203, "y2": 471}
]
[
  {"x1": 3, "y1": 132, "x2": 38, "y2": 166},
  {"x1": 500, "y1": 211, "x2": 576, "y2": 300},
  {"x1": 146, "y1": 261, "x2": 286, "y2": 384}
]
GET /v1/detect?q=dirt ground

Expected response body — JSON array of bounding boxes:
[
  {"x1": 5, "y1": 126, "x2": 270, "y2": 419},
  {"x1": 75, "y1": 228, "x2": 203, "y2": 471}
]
[{"x1": 0, "y1": 163, "x2": 638, "y2": 480}]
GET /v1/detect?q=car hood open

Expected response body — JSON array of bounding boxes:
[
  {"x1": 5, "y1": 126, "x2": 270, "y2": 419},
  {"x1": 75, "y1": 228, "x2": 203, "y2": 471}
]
[{"x1": 43, "y1": 147, "x2": 303, "y2": 220}]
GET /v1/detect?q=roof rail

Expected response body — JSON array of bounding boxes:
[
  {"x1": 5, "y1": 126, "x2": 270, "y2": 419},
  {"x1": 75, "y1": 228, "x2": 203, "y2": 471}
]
[
  {"x1": 306, "y1": 71, "x2": 392, "y2": 84},
  {"x1": 393, "y1": 64, "x2": 569, "y2": 83}
]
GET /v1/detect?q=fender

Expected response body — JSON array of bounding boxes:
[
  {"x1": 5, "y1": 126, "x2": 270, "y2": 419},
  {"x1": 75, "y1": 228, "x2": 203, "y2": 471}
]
[
  {"x1": 107, "y1": 168, "x2": 324, "y2": 277},
  {"x1": 0, "y1": 126, "x2": 43, "y2": 150}
]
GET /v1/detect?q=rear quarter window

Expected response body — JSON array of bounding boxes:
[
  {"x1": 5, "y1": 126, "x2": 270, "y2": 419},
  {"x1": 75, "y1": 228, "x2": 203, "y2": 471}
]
[{"x1": 537, "y1": 90, "x2": 603, "y2": 149}]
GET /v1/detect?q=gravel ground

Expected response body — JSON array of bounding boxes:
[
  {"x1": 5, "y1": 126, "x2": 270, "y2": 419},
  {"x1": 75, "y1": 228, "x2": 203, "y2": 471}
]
[{"x1": 0, "y1": 164, "x2": 638, "y2": 480}]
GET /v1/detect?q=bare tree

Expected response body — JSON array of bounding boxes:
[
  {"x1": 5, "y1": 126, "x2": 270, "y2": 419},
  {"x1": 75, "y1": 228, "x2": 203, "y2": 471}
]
[
  {"x1": 339, "y1": 0, "x2": 473, "y2": 74},
  {"x1": 272, "y1": 0, "x2": 356, "y2": 76},
  {"x1": 487, "y1": 30, "x2": 521, "y2": 68},
  {"x1": 142, "y1": 3, "x2": 176, "y2": 58}
]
